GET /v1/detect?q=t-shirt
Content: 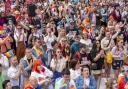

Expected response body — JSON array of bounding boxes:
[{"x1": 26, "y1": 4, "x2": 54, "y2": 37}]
[
  {"x1": 7, "y1": 66, "x2": 19, "y2": 87},
  {"x1": 0, "y1": 74, "x2": 5, "y2": 89},
  {"x1": 80, "y1": 53, "x2": 89, "y2": 64}
]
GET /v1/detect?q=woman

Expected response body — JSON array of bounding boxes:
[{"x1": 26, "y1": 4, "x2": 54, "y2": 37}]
[
  {"x1": 57, "y1": 29, "x2": 66, "y2": 42},
  {"x1": 69, "y1": 59, "x2": 81, "y2": 80},
  {"x1": 90, "y1": 40, "x2": 105, "y2": 87},
  {"x1": 75, "y1": 65, "x2": 97, "y2": 89},
  {"x1": 50, "y1": 48, "x2": 68, "y2": 79},
  {"x1": 58, "y1": 38, "x2": 70, "y2": 57},
  {"x1": 14, "y1": 25, "x2": 26, "y2": 62},
  {"x1": 80, "y1": 32, "x2": 92, "y2": 53},
  {"x1": 44, "y1": 27, "x2": 57, "y2": 66},
  {"x1": 31, "y1": 60, "x2": 53, "y2": 88},
  {"x1": 112, "y1": 39, "x2": 125, "y2": 81}
]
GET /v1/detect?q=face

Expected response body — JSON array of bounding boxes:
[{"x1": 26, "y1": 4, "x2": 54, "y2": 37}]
[
  {"x1": 96, "y1": 41, "x2": 100, "y2": 47},
  {"x1": 118, "y1": 40, "x2": 123, "y2": 47},
  {"x1": 106, "y1": 32, "x2": 111, "y2": 38},
  {"x1": 82, "y1": 67, "x2": 90, "y2": 77},
  {"x1": 81, "y1": 47, "x2": 86, "y2": 53},
  {"x1": 56, "y1": 49, "x2": 62, "y2": 57},
  {"x1": 83, "y1": 33, "x2": 88, "y2": 39},
  {"x1": 25, "y1": 49, "x2": 32, "y2": 59},
  {"x1": 61, "y1": 39, "x2": 67, "y2": 45},
  {"x1": 11, "y1": 57, "x2": 18, "y2": 67},
  {"x1": 37, "y1": 64, "x2": 42, "y2": 71},
  {"x1": 35, "y1": 39, "x2": 41, "y2": 47},
  {"x1": 6, "y1": 82, "x2": 12, "y2": 89},
  {"x1": 63, "y1": 74, "x2": 70, "y2": 82}
]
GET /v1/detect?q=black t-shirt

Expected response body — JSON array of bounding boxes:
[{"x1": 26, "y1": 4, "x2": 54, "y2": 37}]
[{"x1": 80, "y1": 52, "x2": 90, "y2": 65}]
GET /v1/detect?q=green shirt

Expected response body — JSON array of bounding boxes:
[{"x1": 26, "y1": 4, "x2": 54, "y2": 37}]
[{"x1": 0, "y1": 74, "x2": 5, "y2": 89}]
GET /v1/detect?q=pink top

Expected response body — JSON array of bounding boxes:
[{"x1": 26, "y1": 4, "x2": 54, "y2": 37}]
[{"x1": 26, "y1": 0, "x2": 32, "y2": 4}]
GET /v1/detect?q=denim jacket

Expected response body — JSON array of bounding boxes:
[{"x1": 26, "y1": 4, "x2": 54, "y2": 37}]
[{"x1": 75, "y1": 75, "x2": 97, "y2": 89}]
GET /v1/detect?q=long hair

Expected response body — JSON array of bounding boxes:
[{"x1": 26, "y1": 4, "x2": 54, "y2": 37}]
[{"x1": 32, "y1": 60, "x2": 45, "y2": 73}]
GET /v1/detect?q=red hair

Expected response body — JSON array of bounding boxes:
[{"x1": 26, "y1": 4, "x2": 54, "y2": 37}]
[{"x1": 32, "y1": 60, "x2": 45, "y2": 73}]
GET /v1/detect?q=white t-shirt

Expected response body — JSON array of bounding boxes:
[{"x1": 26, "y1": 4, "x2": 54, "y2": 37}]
[
  {"x1": 69, "y1": 69, "x2": 81, "y2": 80},
  {"x1": 7, "y1": 66, "x2": 19, "y2": 87},
  {"x1": 44, "y1": 35, "x2": 56, "y2": 50},
  {"x1": 0, "y1": 54, "x2": 9, "y2": 79},
  {"x1": 84, "y1": 78, "x2": 90, "y2": 88},
  {"x1": 50, "y1": 57, "x2": 67, "y2": 72}
]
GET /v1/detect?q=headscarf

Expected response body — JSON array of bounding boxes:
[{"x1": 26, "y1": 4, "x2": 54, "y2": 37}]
[{"x1": 32, "y1": 60, "x2": 45, "y2": 73}]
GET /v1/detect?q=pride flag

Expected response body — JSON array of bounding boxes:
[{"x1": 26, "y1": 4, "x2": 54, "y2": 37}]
[{"x1": 4, "y1": 50, "x2": 14, "y2": 58}]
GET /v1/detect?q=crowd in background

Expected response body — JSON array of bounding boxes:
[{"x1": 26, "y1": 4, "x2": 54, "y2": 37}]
[{"x1": 0, "y1": 0, "x2": 128, "y2": 89}]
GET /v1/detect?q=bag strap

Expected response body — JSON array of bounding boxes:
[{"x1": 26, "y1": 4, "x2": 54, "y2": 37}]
[{"x1": 106, "y1": 37, "x2": 112, "y2": 47}]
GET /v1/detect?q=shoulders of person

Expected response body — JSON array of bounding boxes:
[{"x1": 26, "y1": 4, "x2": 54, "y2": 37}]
[
  {"x1": 111, "y1": 46, "x2": 116, "y2": 51},
  {"x1": 89, "y1": 75, "x2": 95, "y2": 80},
  {"x1": 7, "y1": 66, "x2": 17, "y2": 74},
  {"x1": 101, "y1": 37, "x2": 107, "y2": 42}
]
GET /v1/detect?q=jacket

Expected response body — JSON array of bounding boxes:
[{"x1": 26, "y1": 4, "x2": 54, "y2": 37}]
[{"x1": 75, "y1": 75, "x2": 97, "y2": 89}]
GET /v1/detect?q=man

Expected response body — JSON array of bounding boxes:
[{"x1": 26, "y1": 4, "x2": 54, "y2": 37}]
[
  {"x1": 101, "y1": 23, "x2": 121, "y2": 52},
  {"x1": 55, "y1": 68, "x2": 76, "y2": 89},
  {"x1": 20, "y1": 45, "x2": 34, "y2": 77},
  {"x1": 7, "y1": 56, "x2": 27, "y2": 89}
]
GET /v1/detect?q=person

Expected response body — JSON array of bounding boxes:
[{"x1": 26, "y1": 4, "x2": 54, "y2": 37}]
[
  {"x1": 14, "y1": 25, "x2": 26, "y2": 62},
  {"x1": 101, "y1": 30, "x2": 120, "y2": 77},
  {"x1": 32, "y1": 37, "x2": 45, "y2": 63},
  {"x1": 0, "y1": 53, "x2": 9, "y2": 79},
  {"x1": 79, "y1": 44, "x2": 91, "y2": 66},
  {"x1": 118, "y1": 66, "x2": 128, "y2": 89},
  {"x1": 50, "y1": 48, "x2": 68, "y2": 79},
  {"x1": 55, "y1": 68, "x2": 76, "y2": 89},
  {"x1": 69, "y1": 59, "x2": 81, "y2": 80},
  {"x1": 112, "y1": 39, "x2": 125, "y2": 81},
  {"x1": 20, "y1": 45, "x2": 34, "y2": 76},
  {"x1": 90, "y1": 40, "x2": 105, "y2": 87},
  {"x1": 75, "y1": 65, "x2": 97, "y2": 89},
  {"x1": 2, "y1": 80, "x2": 12, "y2": 89},
  {"x1": 24, "y1": 76, "x2": 41, "y2": 89},
  {"x1": 44, "y1": 27, "x2": 57, "y2": 66},
  {"x1": 0, "y1": 63, "x2": 5, "y2": 89},
  {"x1": 31, "y1": 60, "x2": 53, "y2": 88},
  {"x1": 71, "y1": 35, "x2": 81, "y2": 58},
  {"x1": 80, "y1": 32, "x2": 92, "y2": 53},
  {"x1": 7, "y1": 56, "x2": 28, "y2": 89}
]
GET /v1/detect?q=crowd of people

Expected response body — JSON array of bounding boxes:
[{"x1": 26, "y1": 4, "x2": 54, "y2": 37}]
[{"x1": 0, "y1": 0, "x2": 128, "y2": 89}]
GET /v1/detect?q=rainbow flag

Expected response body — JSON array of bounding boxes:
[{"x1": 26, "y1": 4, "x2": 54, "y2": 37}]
[
  {"x1": 4, "y1": 50, "x2": 14, "y2": 58},
  {"x1": 55, "y1": 78, "x2": 67, "y2": 89}
]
